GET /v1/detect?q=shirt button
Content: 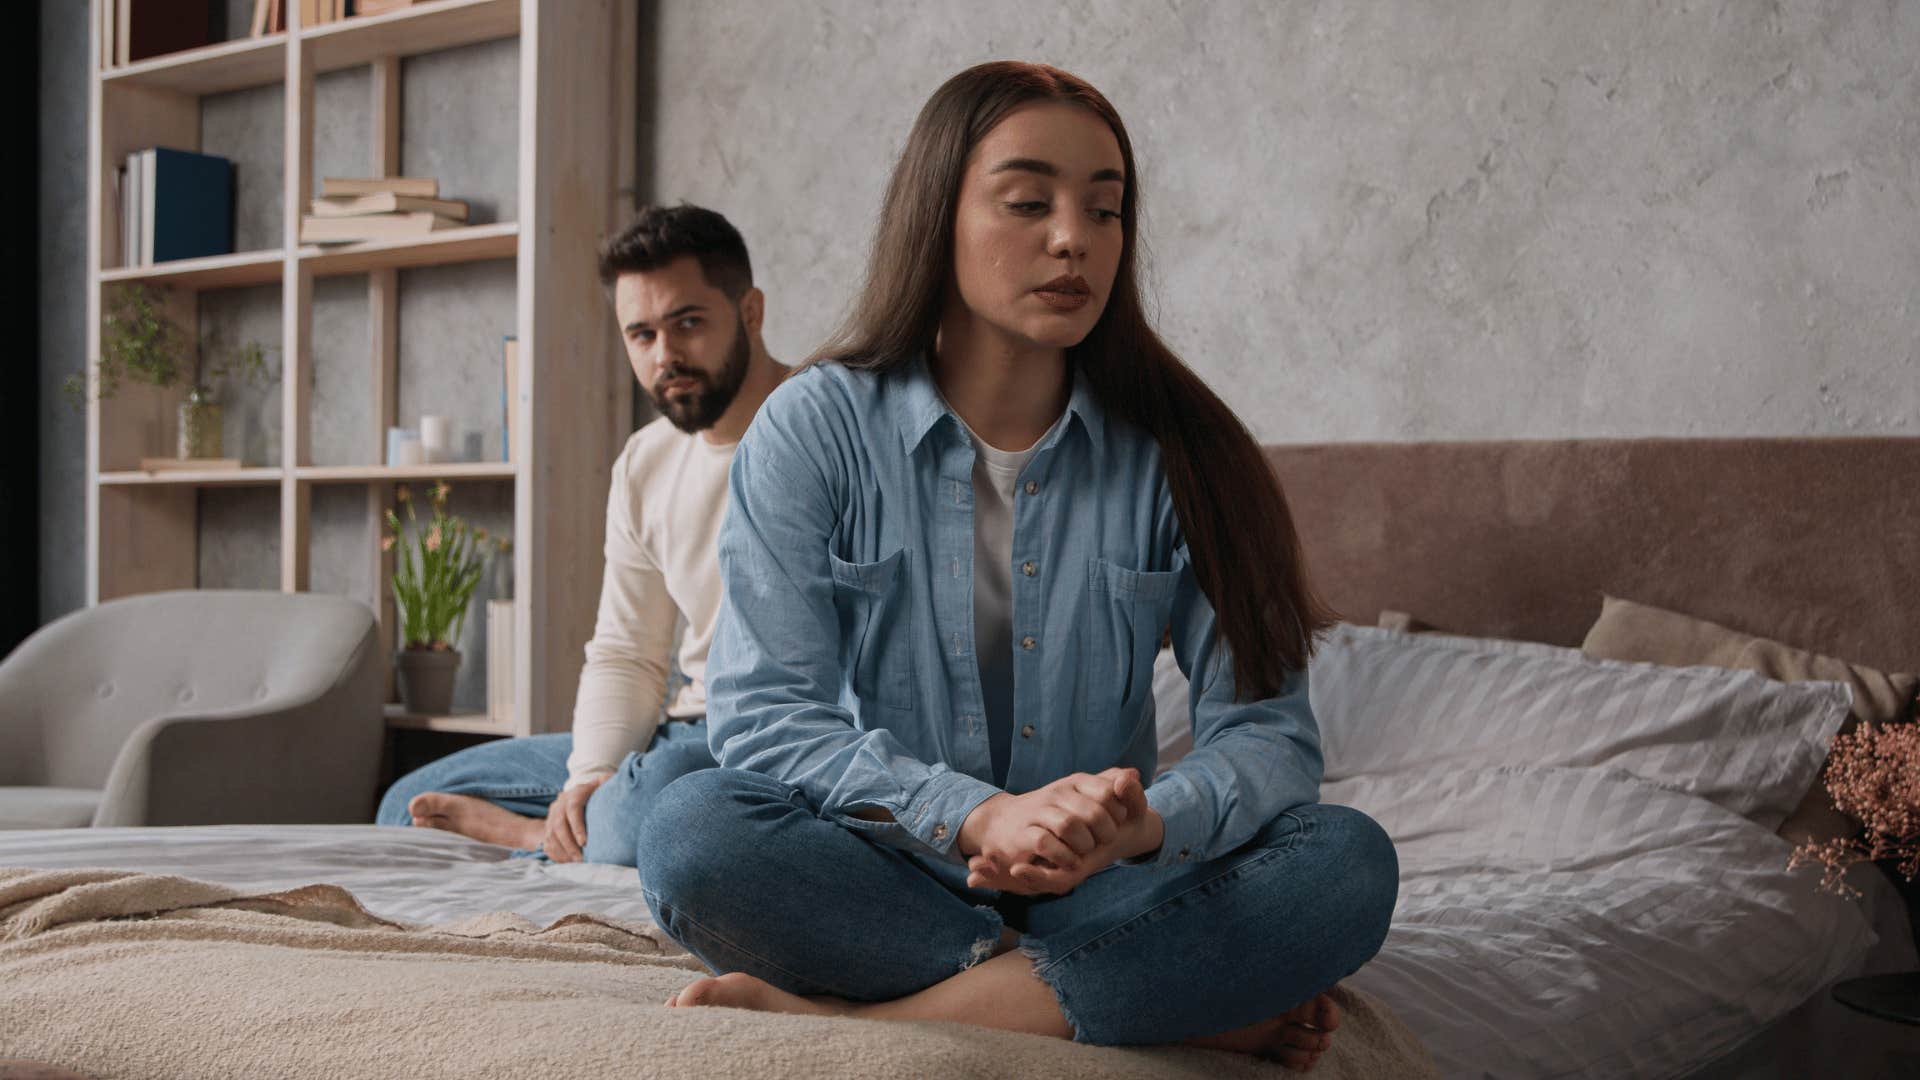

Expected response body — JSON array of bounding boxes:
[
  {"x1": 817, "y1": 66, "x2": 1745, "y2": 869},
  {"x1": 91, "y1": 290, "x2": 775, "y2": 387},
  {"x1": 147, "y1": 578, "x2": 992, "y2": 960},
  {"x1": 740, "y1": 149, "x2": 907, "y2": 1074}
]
[
  {"x1": 1020, "y1": 635, "x2": 1036, "y2": 650},
  {"x1": 1024, "y1": 480, "x2": 1038, "y2": 496},
  {"x1": 1021, "y1": 561, "x2": 1036, "y2": 577},
  {"x1": 1020, "y1": 724, "x2": 1035, "y2": 738},
  {"x1": 1178, "y1": 848, "x2": 1191, "y2": 862},
  {"x1": 933, "y1": 823, "x2": 949, "y2": 841}
]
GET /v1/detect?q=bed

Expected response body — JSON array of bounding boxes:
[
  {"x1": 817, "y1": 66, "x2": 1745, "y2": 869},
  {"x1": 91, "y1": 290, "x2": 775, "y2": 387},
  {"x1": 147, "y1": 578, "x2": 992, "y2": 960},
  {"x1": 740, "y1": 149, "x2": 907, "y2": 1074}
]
[{"x1": 4, "y1": 436, "x2": 1917, "y2": 1078}]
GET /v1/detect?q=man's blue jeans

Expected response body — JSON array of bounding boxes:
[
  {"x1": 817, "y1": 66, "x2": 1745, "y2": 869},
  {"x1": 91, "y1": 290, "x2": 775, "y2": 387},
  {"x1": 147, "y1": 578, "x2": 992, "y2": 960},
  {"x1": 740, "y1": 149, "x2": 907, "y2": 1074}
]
[
  {"x1": 376, "y1": 720, "x2": 715, "y2": 866},
  {"x1": 634, "y1": 768, "x2": 1398, "y2": 1045}
]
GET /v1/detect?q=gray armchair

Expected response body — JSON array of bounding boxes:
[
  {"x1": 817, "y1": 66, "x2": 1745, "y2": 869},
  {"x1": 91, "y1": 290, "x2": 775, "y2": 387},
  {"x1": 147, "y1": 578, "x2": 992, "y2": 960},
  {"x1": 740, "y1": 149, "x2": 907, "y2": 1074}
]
[{"x1": 0, "y1": 590, "x2": 383, "y2": 828}]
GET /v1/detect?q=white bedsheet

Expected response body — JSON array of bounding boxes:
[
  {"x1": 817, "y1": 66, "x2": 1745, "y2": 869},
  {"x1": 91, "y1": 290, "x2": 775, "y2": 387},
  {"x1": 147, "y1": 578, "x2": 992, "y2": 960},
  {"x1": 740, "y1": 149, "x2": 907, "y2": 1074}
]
[
  {"x1": 1332, "y1": 764, "x2": 1909, "y2": 1079},
  {"x1": 0, "y1": 824, "x2": 653, "y2": 927},
  {"x1": 1, "y1": 801, "x2": 1911, "y2": 1079}
]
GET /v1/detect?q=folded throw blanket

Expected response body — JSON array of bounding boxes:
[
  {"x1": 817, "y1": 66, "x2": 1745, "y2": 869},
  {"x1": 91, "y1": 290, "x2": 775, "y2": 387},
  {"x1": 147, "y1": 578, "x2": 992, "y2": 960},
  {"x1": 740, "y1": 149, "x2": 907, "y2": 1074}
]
[{"x1": 0, "y1": 867, "x2": 1436, "y2": 1080}]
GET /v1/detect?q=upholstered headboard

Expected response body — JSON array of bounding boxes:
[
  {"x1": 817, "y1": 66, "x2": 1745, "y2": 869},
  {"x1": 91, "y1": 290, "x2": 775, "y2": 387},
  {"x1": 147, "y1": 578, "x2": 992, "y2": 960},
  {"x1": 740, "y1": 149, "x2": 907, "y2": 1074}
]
[{"x1": 1264, "y1": 438, "x2": 1920, "y2": 673}]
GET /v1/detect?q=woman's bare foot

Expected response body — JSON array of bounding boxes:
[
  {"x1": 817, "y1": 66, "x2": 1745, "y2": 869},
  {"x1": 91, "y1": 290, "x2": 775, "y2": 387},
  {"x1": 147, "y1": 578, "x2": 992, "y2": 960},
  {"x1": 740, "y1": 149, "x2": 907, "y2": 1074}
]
[
  {"x1": 664, "y1": 972, "x2": 848, "y2": 1018},
  {"x1": 1185, "y1": 990, "x2": 1342, "y2": 1072},
  {"x1": 407, "y1": 792, "x2": 544, "y2": 850}
]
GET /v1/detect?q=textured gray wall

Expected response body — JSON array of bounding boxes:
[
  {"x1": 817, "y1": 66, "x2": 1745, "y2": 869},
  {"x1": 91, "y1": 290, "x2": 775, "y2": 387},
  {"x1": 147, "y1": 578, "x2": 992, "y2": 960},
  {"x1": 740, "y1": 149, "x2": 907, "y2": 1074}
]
[
  {"x1": 645, "y1": 0, "x2": 1919, "y2": 441},
  {"x1": 39, "y1": 0, "x2": 87, "y2": 623},
  {"x1": 39, "y1": 2, "x2": 1920, "y2": 633}
]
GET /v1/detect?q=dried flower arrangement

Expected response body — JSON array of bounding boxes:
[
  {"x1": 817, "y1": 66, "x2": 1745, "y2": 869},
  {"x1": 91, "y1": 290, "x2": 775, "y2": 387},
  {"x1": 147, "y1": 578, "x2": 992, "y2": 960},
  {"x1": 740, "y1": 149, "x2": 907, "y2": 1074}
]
[{"x1": 1789, "y1": 720, "x2": 1920, "y2": 898}]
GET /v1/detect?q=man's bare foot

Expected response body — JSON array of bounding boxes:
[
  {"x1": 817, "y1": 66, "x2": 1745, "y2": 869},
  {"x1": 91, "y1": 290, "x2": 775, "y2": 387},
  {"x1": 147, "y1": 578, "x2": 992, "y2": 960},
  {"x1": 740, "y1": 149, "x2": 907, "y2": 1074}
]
[
  {"x1": 1185, "y1": 990, "x2": 1342, "y2": 1072},
  {"x1": 663, "y1": 972, "x2": 849, "y2": 1018},
  {"x1": 407, "y1": 792, "x2": 544, "y2": 850}
]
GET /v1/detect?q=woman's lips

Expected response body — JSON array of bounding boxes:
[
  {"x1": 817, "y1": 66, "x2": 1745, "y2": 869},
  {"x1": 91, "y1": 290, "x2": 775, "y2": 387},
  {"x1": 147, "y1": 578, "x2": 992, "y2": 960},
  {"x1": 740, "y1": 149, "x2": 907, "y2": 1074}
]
[{"x1": 1034, "y1": 289, "x2": 1091, "y2": 312}]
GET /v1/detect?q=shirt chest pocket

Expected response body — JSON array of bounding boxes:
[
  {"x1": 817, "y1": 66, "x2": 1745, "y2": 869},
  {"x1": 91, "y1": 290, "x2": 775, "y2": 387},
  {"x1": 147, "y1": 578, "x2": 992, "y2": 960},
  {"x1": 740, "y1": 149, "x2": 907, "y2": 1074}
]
[
  {"x1": 1085, "y1": 557, "x2": 1181, "y2": 729},
  {"x1": 828, "y1": 548, "x2": 916, "y2": 713}
]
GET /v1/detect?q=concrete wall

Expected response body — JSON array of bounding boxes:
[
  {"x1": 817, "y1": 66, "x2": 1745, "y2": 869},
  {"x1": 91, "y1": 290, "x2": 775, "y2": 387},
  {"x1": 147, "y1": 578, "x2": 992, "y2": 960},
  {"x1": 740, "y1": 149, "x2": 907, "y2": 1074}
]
[
  {"x1": 40, "y1": 1, "x2": 1920, "y2": 637},
  {"x1": 644, "y1": 0, "x2": 1918, "y2": 442}
]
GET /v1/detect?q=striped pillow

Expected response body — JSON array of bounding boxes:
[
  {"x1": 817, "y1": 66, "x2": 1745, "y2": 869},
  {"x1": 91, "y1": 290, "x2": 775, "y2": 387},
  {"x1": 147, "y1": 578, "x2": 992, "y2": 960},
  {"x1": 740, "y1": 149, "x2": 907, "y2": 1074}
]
[{"x1": 1309, "y1": 624, "x2": 1852, "y2": 830}]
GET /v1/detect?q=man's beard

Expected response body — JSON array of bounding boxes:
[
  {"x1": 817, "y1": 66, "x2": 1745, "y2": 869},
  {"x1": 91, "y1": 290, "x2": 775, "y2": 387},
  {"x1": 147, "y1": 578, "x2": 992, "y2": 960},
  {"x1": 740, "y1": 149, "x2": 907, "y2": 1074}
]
[{"x1": 650, "y1": 316, "x2": 751, "y2": 434}]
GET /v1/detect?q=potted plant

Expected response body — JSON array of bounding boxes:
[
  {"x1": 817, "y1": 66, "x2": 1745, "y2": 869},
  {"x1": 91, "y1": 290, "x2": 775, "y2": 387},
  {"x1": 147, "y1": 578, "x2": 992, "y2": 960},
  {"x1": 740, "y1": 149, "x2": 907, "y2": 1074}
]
[
  {"x1": 62, "y1": 283, "x2": 273, "y2": 460},
  {"x1": 382, "y1": 481, "x2": 500, "y2": 715}
]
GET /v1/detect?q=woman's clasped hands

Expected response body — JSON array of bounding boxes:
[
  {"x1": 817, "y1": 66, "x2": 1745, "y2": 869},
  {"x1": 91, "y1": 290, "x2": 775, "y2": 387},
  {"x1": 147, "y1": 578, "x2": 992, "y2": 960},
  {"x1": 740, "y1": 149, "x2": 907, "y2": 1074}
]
[{"x1": 958, "y1": 767, "x2": 1164, "y2": 895}]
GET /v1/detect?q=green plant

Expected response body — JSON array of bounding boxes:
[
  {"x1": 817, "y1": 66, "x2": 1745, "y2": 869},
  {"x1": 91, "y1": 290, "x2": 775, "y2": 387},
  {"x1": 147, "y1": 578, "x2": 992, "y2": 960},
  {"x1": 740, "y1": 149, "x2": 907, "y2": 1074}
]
[
  {"x1": 382, "y1": 481, "x2": 505, "y2": 651},
  {"x1": 62, "y1": 284, "x2": 273, "y2": 408}
]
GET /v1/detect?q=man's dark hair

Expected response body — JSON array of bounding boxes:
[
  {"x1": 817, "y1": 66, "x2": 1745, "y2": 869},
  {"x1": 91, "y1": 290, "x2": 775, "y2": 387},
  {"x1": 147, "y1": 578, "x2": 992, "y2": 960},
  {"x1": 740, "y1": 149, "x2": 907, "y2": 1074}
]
[{"x1": 597, "y1": 204, "x2": 753, "y2": 299}]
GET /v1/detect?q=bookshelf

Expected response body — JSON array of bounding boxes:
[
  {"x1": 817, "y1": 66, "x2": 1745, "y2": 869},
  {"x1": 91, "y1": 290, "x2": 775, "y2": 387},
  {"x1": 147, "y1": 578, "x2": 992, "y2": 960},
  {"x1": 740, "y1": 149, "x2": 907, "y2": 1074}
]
[{"x1": 85, "y1": 0, "x2": 637, "y2": 738}]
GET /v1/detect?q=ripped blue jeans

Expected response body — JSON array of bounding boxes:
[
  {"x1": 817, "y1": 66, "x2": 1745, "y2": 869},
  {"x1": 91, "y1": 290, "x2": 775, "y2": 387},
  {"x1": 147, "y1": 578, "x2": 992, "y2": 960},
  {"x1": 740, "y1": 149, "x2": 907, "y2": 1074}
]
[
  {"x1": 634, "y1": 768, "x2": 1398, "y2": 1046},
  {"x1": 375, "y1": 722, "x2": 715, "y2": 866}
]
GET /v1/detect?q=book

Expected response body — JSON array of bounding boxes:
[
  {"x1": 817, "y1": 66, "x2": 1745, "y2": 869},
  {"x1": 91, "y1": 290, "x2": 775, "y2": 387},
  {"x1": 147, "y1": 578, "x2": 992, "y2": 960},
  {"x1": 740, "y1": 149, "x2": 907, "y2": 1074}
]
[
  {"x1": 486, "y1": 599, "x2": 516, "y2": 724},
  {"x1": 125, "y1": 147, "x2": 235, "y2": 265},
  {"x1": 309, "y1": 193, "x2": 469, "y2": 220},
  {"x1": 357, "y1": 0, "x2": 416, "y2": 16},
  {"x1": 299, "y1": 211, "x2": 462, "y2": 244},
  {"x1": 320, "y1": 176, "x2": 438, "y2": 198},
  {"x1": 125, "y1": 0, "x2": 212, "y2": 63},
  {"x1": 120, "y1": 155, "x2": 137, "y2": 266},
  {"x1": 502, "y1": 336, "x2": 518, "y2": 463},
  {"x1": 250, "y1": 0, "x2": 270, "y2": 37}
]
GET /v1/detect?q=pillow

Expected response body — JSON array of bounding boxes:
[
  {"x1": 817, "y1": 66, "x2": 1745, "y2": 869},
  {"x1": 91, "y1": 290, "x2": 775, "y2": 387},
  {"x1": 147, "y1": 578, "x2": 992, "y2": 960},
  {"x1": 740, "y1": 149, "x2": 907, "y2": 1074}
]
[
  {"x1": 1310, "y1": 624, "x2": 1852, "y2": 831},
  {"x1": 1376, "y1": 609, "x2": 1579, "y2": 659},
  {"x1": 1580, "y1": 593, "x2": 1920, "y2": 843}
]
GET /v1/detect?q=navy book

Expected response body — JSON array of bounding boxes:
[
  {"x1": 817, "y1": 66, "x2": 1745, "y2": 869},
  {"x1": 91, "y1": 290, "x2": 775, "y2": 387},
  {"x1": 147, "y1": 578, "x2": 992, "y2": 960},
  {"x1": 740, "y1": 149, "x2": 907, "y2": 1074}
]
[{"x1": 146, "y1": 147, "x2": 234, "y2": 263}]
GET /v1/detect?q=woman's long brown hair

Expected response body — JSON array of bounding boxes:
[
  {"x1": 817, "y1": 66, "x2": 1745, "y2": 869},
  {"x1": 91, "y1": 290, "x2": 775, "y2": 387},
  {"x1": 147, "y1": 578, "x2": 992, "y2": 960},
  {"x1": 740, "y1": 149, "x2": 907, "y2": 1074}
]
[{"x1": 808, "y1": 61, "x2": 1336, "y2": 699}]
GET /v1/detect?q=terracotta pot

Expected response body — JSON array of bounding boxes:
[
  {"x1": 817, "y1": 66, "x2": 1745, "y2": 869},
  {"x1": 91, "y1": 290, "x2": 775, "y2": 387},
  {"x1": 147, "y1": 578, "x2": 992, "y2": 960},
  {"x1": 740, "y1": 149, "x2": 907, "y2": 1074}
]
[{"x1": 396, "y1": 647, "x2": 461, "y2": 715}]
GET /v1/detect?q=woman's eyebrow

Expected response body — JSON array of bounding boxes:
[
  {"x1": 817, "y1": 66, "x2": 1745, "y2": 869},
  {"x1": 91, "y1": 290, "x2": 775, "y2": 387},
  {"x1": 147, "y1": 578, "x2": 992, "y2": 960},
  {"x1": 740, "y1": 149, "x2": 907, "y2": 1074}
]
[{"x1": 988, "y1": 157, "x2": 1125, "y2": 184}]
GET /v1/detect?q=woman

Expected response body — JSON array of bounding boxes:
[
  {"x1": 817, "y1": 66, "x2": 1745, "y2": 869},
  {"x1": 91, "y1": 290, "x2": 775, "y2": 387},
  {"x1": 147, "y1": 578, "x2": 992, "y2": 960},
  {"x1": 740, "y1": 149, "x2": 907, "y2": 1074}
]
[{"x1": 635, "y1": 61, "x2": 1398, "y2": 1069}]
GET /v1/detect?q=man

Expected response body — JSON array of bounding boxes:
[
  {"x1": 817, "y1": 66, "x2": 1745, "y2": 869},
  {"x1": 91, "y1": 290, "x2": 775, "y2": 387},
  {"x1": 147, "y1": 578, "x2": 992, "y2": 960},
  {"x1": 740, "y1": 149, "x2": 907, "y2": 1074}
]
[{"x1": 375, "y1": 204, "x2": 789, "y2": 864}]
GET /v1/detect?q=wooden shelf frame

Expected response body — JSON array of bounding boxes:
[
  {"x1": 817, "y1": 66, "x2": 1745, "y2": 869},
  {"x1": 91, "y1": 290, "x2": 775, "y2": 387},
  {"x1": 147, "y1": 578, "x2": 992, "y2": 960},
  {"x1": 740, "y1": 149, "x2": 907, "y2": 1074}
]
[
  {"x1": 85, "y1": 0, "x2": 638, "y2": 737},
  {"x1": 100, "y1": 248, "x2": 286, "y2": 290},
  {"x1": 296, "y1": 462, "x2": 518, "y2": 483},
  {"x1": 384, "y1": 704, "x2": 512, "y2": 736},
  {"x1": 99, "y1": 467, "x2": 285, "y2": 487}
]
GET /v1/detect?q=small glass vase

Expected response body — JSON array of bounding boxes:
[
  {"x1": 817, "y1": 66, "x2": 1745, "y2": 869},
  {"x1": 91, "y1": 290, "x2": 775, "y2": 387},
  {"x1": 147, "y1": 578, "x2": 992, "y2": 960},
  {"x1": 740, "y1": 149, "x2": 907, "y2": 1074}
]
[{"x1": 178, "y1": 389, "x2": 223, "y2": 460}]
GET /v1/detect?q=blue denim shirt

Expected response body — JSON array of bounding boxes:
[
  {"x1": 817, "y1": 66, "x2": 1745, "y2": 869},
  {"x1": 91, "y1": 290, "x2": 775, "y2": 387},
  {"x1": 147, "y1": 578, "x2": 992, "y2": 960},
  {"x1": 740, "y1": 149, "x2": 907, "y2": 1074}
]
[{"x1": 705, "y1": 353, "x2": 1322, "y2": 873}]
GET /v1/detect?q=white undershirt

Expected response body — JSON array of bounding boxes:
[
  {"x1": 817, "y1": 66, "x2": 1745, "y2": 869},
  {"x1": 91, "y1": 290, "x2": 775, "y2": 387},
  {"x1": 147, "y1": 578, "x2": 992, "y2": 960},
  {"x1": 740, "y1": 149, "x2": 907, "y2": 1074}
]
[
  {"x1": 564, "y1": 418, "x2": 735, "y2": 788},
  {"x1": 950, "y1": 407, "x2": 1064, "y2": 787}
]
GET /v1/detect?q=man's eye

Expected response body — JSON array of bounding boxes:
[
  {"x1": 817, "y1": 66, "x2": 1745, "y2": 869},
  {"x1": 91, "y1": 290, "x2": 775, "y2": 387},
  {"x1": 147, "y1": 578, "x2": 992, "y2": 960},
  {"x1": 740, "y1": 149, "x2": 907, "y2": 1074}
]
[
  {"x1": 634, "y1": 330, "x2": 656, "y2": 344},
  {"x1": 1091, "y1": 208, "x2": 1121, "y2": 222},
  {"x1": 679, "y1": 317, "x2": 702, "y2": 330}
]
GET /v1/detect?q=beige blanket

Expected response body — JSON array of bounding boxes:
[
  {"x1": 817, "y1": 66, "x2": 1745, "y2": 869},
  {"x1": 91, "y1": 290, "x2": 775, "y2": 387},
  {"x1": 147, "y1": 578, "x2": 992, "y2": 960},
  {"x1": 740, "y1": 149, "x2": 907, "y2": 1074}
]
[{"x1": 0, "y1": 867, "x2": 1436, "y2": 1080}]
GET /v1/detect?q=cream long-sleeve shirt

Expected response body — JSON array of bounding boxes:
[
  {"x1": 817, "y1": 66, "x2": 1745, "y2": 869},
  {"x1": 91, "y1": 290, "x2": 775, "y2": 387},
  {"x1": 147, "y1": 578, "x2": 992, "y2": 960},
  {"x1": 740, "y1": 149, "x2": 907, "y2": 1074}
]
[{"x1": 564, "y1": 417, "x2": 734, "y2": 789}]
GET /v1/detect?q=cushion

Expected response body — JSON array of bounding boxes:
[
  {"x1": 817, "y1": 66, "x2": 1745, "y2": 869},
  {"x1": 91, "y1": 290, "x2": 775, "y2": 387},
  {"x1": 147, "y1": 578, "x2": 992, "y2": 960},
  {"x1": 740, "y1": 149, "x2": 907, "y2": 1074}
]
[
  {"x1": 1309, "y1": 624, "x2": 1851, "y2": 830},
  {"x1": 0, "y1": 787, "x2": 101, "y2": 829},
  {"x1": 1375, "y1": 609, "x2": 1579, "y2": 658},
  {"x1": 1580, "y1": 593, "x2": 1920, "y2": 844},
  {"x1": 1152, "y1": 618, "x2": 1579, "y2": 775}
]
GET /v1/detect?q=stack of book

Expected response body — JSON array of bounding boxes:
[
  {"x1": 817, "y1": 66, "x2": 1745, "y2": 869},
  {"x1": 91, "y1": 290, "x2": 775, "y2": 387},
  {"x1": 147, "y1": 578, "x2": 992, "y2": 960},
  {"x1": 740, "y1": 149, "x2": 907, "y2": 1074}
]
[
  {"x1": 119, "y1": 147, "x2": 235, "y2": 266},
  {"x1": 300, "y1": 177, "x2": 471, "y2": 244}
]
